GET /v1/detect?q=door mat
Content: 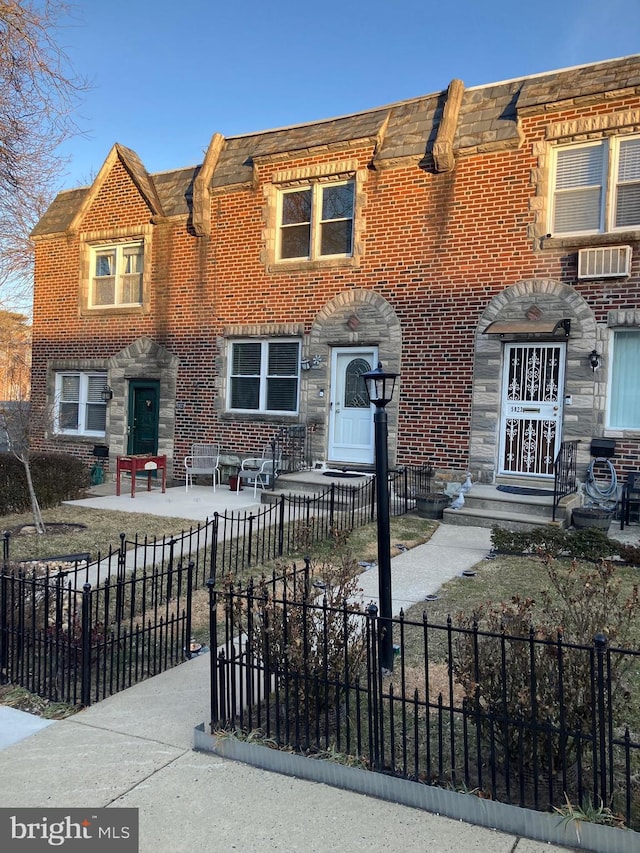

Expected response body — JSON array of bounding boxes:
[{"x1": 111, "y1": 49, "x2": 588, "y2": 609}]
[
  {"x1": 323, "y1": 470, "x2": 366, "y2": 479},
  {"x1": 497, "y1": 485, "x2": 553, "y2": 496}
]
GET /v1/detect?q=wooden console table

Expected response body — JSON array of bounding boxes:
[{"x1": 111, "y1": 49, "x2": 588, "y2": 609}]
[{"x1": 116, "y1": 454, "x2": 167, "y2": 498}]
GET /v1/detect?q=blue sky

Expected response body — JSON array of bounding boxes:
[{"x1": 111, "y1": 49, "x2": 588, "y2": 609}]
[{"x1": 52, "y1": 0, "x2": 640, "y2": 188}]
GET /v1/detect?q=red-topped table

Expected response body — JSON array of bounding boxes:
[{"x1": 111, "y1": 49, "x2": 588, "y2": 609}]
[{"x1": 116, "y1": 454, "x2": 167, "y2": 498}]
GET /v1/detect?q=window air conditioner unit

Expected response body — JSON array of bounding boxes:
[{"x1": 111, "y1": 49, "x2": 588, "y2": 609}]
[{"x1": 577, "y1": 245, "x2": 632, "y2": 279}]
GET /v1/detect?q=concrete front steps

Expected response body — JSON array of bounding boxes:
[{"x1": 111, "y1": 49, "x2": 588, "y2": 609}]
[
  {"x1": 442, "y1": 482, "x2": 579, "y2": 531},
  {"x1": 262, "y1": 470, "x2": 580, "y2": 532},
  {"x1": 261, "y1": 468, "x2": 374, "y2": 502}
]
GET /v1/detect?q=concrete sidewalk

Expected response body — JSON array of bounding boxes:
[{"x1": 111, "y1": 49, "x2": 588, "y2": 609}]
[
  {"x1": 0, "y1": 525, "x2": 576, "y2": 852},
  {"x1": 0, "y1": 652, "x2": 572, "y2": 853}
]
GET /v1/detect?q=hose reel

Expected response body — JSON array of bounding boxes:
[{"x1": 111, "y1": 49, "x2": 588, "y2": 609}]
[{"x1": 584, "y1": 457, "x2": 618, "y2": 508}]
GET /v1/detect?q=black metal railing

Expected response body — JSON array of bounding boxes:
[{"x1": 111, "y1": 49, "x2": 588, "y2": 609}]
[
  {"x1": 0, "y1": 559, "x2": 194, "y2": 706},
  {"x1": 209, "y1": 564, "x2": 640, "y2": 831},
  {"x1": 275, "y1": 424, "x2": 309, "y2": 473},
  {"x1": 553, "y1": 440, "x2": 579, "y2": 521},
  {"x1": 3, "y1": 467, "x2": 432, "y2": 589},
  {"x1": 0, "y1": 466, "x2": 430, "y2": 704}
]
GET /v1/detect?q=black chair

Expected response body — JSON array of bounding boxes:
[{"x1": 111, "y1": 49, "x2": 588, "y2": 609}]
[{"x1": 620, "y1": 472, "x2": 640, "y2": 530}]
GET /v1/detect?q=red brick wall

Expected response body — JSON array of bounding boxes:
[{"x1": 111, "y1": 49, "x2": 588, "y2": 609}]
[{"x1": 31, "y1": 97, "x2": 640, "y2": 479}]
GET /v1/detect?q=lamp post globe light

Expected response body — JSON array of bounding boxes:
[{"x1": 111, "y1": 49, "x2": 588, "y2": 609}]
[{"x1": 362, "y1": 361, "x2": 399, "y2": 672}]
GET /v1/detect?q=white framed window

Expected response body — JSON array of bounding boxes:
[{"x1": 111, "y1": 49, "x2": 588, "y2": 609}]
[
  {"x1": 90, "y1": 241, "x2": 143, "y2": 307},
  {"x1": 278, "y1": 181, "x2": 354, "y2": 261},
  {"x1": 55, "y1": 372, "x2": 107, "y2": 435},
  {"x1": 550, "y1": 136, "x2": 640, "y2": 236},
  {"x1": 609, "y1": 330, "x2": 640, "y2": 429},
  {"x1": 229, "y1": 340, "x2": 300, "y2": 413}
]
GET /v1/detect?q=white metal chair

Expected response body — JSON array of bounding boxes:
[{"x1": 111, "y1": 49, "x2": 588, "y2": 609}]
[
  {"x1": 184, "y1": 444, "x2": 221, "y2": 492},
  {"x1": 237, "y1": 445, "x2": 281, "y2": 497}
]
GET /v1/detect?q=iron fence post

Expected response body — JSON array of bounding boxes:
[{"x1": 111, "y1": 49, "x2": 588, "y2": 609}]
[
  {"x1": 403, "y1": 467, "x2": 408, "y2": 514},
  {"x1": 81, "y1": 582, "x2": 92, "y2": 707},
  {"x1": 116, "y1": 532, "x2": 126, "y2": 623},
  {"x1": 594, "y1": 633, "x2": 608, "y2": 804},
  {"x1": 278, "y1": 496, "x2": 285, "y2": 557},
  {"x1": 2, "y1": 530, "x2": 9, "y2": 565},
  {"x1": 207, "y1": 578, "x2": 218, "y2": 729},
  {"x1": 270, "y1": 438, "x2": 277, "y2": 491},
  {"x1": 210, "y1": 513, "x2": 219, "y2": 585},
  {"x1": 166, "y1": 537, "x2": 175, "y2": 601},
  {"x1": 367, "y1": 603, "x2": 382, "y2": 770},
  {"x1": 247, "y1": 514, "x2": 254, "y2": 568},
  {"x1": 0, "y1": 571, "x2": 7, "y2": 683},
  {"x1": 329, "y1": 483, "x2": 336, "y2": 528},
  {"x1": 185, "y1": 561, "x2": 194, "y2": 658}
]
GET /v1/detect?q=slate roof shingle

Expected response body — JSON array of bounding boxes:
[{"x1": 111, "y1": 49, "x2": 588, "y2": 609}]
[{"x1": 31, "y1": 54, "x2": 640, "y2": 238}]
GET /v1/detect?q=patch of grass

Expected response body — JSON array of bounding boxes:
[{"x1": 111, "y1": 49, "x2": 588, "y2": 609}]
[
  {"x1": 1, "y1": 505, "x2": 202, "y2": 562},
  {"x1": 403, "y1": 554, "x2": 640, "y2": 636},
  {"x1": 0, "y1": 684, "x2": 78, "y2": 719},
  {"x1": 263, "y1": 514, "x2": 437, "y2": 569}
]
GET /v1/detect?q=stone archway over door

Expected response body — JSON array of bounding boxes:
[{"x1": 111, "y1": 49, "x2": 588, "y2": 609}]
[
  {"x1": 498, "y1": 341, "x2": 566, "y2": 477},
  {"x1": 107, "y1": 336, "x2": 180, "y2": 464},
  {"x1": 305, "y1": 289, "x2": 402, "y2": 466},
  {"x1": 471, "y1": 279, "x2": 597, "y2": 484}
]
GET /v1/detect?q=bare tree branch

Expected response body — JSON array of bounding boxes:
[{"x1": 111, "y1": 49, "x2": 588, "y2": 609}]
[{"x1": 0, "y1": 1, "x2": 88, "y2": 308}]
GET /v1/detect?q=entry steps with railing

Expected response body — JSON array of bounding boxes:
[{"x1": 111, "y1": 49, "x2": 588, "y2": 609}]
[{"x1": 442, "y1": 480, "x2": 580, "y2": 531}]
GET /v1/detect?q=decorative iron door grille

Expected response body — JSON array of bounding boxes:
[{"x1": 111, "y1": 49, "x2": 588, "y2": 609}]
[{"x1": 499, "y1": 343, "x2": 565, "y2": 477}]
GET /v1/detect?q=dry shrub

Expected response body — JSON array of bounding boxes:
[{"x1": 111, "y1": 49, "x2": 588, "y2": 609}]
[{"x1": 384, "y1": 663, "x2": 465, "y2": 705}]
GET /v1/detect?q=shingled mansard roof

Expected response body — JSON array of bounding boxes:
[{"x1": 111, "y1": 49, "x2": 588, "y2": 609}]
[{"x1": 31, "y1": 54, "x2": 640, "y2": 239}]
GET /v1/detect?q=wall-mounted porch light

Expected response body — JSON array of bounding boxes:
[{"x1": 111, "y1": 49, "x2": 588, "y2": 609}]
[
  {"x1": 589, "y1": 350, "x2": 602, "y2": 372},
  {"x1": 101, "y1": 385, "x2": 114, "y2": 402}
]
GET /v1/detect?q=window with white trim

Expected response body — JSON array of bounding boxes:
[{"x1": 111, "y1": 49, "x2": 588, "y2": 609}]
[
  {"x1": 278, "y1": 181, "x2": 354, "y2": 261},
  {"x1": 550, "y1": 136, "x2": 640, "y2": 235},
  {"x1": 90, "y1": 241, "x2": 143, "y2": 307},
  {"x1": 229, "y1": 340, "x2": 300, "y2": 413},
  {"x1": 55, "y1": 372, "x2": 107, "y2": 435}
]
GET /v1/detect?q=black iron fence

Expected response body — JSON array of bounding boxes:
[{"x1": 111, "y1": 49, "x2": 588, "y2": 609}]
[
  {"x1": 0, "y1": 559, "x2": 194, "y2": 706},
  {"x1": 1, "y1": 465, "x2": 433, "y2": 704},
  {"x1": 209, "y1": 563, "x2": 640, "y2": 831},
  {"x1": 3, "y1": 466, "x2": 433, "y2": 589}
]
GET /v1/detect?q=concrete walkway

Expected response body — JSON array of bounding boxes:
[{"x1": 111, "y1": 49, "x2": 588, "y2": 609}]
[
  {"x1": 0, "y1": 652, "x2": 574, "y2": 853},
  {"x1": 0, "y1": 521, "x2": 577, "y2": 852}
]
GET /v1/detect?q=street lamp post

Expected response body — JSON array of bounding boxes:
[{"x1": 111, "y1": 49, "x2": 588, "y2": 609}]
[{"x1": 363, "y1": 361, "x2": 399, "y2": 672}]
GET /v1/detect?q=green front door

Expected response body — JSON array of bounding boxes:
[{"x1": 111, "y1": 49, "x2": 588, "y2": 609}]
[{"x1": 127, "y1": 380, "x2": 160, "y2": 456}]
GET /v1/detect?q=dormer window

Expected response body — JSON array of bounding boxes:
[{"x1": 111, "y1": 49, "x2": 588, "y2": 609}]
[
  {"x1": 90, "y1": 241, "x2": 144, "y2": 307},
  {"x1": 278, "y1": 181, "x2": 354, "y2": 261}
]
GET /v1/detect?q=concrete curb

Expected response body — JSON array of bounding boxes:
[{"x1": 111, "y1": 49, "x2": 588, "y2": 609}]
[{"x1": 195, "y1": 726, "x2": 634, "y2": 853}]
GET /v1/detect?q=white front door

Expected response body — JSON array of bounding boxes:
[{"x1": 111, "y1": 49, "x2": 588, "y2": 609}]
[
  {"x1": 499, "y1": 342, "x2": 566, "y2": 478},
  {"x1": 328, "y1": 347, "x2": 377, "y2": 465}
]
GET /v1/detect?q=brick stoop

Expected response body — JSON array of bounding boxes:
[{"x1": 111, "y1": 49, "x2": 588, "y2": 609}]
[{"x1": 441, "y1": 483, "x2": 579, "y2": 531}]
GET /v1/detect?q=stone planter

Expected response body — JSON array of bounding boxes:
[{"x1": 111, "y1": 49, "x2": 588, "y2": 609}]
[
  {"x1": 415, "y1": 492, "x2": 450, "y2": 519},
  {"x1": 572, "y1": 506, "x2": 614, "y2": 530}
]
